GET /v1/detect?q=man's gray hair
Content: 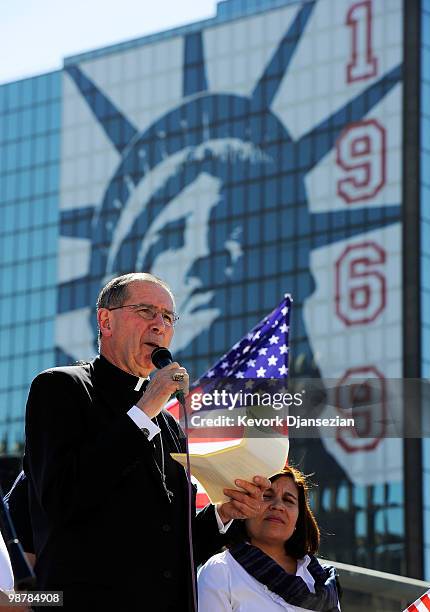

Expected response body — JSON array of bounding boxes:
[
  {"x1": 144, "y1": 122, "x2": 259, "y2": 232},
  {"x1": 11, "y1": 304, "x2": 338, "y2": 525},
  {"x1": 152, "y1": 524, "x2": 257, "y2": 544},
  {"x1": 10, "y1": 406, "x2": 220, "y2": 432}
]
[
  {"x1": 97, "y1": 272, "x2": 175, "y2": 311},
  {"x1": 96, "y1": 273, "x2": 175, "y2": 345},
  {"x1": 97, "y1": 272, "x2": 175, "y2": 349}
]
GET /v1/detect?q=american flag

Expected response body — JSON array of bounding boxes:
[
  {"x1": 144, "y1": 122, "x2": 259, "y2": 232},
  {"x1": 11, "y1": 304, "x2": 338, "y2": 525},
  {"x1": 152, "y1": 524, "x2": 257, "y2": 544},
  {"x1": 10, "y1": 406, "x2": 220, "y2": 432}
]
[
  {"x1": 404, "y1": 590, "x2": 430, "y2": 611},
  {"x1": 201, "y1": 294, "x2": 291, "y2": 381},
  {"x1": 167, "y1": 294, "x2": 292, "y2": 507}
]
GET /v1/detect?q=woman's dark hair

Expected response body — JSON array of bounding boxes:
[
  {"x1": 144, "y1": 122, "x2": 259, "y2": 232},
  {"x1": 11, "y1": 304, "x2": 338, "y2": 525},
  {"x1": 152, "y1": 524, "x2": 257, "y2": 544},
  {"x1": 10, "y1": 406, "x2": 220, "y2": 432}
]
[{"x1": 226, "y1": 466, "x2": 320, "y2": 559}]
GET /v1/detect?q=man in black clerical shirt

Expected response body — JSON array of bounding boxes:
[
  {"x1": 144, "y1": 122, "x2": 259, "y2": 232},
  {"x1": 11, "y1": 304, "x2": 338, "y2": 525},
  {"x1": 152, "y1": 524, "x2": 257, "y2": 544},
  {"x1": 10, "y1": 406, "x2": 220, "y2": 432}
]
[{"x1": 23, "y1": 273, "x2": 269, "y2": 611}]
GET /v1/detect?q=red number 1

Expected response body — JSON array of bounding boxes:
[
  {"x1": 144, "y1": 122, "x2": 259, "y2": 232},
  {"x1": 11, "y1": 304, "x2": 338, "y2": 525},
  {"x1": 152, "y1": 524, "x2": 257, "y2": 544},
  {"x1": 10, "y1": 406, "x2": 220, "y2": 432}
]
[{"x1": 346, "y1": 1, "x2": 378, "y2": 83}]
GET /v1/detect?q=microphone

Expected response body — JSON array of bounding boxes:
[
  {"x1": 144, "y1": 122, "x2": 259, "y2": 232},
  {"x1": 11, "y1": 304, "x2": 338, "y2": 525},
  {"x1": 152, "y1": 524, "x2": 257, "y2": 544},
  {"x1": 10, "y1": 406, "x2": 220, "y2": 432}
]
[
  {"x1": 151, "y1": 347, "x2": 185, "y2": 404},
  {"x1": 151, "y1": 346, "x2": 174, "y2": 370}
]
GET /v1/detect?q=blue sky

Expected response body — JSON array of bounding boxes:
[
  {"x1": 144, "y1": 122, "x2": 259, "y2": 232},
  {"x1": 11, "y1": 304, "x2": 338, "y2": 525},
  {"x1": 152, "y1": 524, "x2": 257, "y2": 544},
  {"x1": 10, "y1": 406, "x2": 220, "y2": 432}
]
[{"x1": 2, "y1": 0, "x2": 218, "y2": 84}]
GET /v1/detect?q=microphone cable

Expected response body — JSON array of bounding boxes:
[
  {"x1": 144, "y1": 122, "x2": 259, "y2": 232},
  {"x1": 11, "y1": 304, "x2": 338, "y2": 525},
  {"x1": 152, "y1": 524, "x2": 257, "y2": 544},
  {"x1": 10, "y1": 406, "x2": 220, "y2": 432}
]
[
  {"x1": 176, "y1": 391, "x2": 198, "y2": 612},
  {"x1": 0, "y1": 483, "x2": 36, "y2": 590},
  {"x1": 151, "y1": 347, "x2": 197, "y2": 612}
]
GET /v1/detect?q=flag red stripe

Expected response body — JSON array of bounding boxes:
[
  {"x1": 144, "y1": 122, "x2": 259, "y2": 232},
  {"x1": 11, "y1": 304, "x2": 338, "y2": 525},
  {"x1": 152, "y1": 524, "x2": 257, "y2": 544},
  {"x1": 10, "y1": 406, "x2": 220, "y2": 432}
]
[
  {"x1": 196, "y1": 492, "x2": 210, "y2": 509},
  {"x1": 406, "y1": 592, "x2": 430, "y2": 612}
]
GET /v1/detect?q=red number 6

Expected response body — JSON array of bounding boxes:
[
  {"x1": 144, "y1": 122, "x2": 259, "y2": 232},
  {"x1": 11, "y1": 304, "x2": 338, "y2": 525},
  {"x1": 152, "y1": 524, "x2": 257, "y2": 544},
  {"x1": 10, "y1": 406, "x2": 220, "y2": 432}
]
[{"x1": 335, "y1": 242, "x2": 386, "y2": 326}]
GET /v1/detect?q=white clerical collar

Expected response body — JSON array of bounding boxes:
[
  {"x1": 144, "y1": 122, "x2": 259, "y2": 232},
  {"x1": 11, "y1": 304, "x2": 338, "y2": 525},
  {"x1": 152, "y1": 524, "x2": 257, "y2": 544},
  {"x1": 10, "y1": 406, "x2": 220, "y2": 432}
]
[{"x1": 134, "y1": 377, "x2": 149, "y2": 391}]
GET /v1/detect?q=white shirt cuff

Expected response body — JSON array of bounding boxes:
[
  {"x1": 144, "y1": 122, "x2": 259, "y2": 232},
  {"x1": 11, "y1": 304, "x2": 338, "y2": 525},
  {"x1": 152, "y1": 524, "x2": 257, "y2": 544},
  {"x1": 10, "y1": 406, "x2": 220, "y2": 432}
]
[
  {"x1": 214, "y1": 505, "x2": 233, "y2": 533},
  {"x1": 127, "y1": 405, "x2": 161, "y2": 441}
]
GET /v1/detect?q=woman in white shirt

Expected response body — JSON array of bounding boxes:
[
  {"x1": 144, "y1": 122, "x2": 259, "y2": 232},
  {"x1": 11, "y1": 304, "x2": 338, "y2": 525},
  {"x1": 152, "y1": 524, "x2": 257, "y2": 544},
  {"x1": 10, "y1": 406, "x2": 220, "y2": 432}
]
[
  {"x1": 198, "y1": 467, "x2": 341, "y2": 611},
  {"x1": 0, "y1": 529, "x2": 14, "y2": 594}
]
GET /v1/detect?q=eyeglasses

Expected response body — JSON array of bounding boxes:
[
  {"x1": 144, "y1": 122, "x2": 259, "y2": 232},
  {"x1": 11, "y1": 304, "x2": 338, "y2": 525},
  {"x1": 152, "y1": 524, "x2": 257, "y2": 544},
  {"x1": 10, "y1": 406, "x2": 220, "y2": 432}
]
[{"x1": 107, "y1": 303, "x2": 179, "y2": 327}]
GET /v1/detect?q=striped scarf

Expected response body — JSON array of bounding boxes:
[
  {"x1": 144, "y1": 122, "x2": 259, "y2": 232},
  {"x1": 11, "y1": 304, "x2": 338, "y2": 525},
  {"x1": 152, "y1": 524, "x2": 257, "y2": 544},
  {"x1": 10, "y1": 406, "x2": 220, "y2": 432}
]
[{"x1": 229, "y1": 543, "x2": 339, "y2": 611}]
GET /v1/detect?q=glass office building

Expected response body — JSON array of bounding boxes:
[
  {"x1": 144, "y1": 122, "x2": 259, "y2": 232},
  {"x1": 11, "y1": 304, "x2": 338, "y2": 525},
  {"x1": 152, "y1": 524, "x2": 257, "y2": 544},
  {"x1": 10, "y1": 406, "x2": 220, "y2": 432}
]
[
  {"x1": 0, "y1": 73, "x2": 61, "y2": 451},
  {"x1": 0, "y1": 0, "x2": 427, "y2": 584},
  {"x1": 421, "y1": 0, "x2": 430, "y2": 583}
]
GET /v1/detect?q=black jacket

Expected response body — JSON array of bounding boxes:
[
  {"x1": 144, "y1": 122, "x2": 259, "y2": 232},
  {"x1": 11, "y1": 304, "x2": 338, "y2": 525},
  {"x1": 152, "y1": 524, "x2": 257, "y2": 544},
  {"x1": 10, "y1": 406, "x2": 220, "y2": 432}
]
[{"x1": 24, "y1": 355, "x2": 225, "y2": 610}]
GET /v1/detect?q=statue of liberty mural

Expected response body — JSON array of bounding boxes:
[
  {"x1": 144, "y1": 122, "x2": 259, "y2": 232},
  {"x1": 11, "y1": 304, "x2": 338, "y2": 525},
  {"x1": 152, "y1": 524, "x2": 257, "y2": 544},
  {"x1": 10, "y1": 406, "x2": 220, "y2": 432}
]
[{"x1": 58, "y1": 1, "x2": 402, "y2": 560}]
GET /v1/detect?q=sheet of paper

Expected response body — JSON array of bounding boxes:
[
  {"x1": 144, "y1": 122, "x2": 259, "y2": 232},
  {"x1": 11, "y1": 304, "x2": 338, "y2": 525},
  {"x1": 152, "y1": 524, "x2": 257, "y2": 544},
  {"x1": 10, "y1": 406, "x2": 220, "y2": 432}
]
[{"x1": 171, "y1": 435, "x2": 289, "y2": 503}]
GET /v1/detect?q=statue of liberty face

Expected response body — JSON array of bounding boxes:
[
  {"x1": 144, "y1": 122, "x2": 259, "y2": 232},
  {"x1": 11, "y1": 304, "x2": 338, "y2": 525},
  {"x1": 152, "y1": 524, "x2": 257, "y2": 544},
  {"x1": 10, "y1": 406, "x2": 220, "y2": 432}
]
[
  {"x1": 89, "y1": 89, "x2": 316, "y2": 374},
  {"x1": 99, "y1": 130, "x2": 281, "y2": 358}
]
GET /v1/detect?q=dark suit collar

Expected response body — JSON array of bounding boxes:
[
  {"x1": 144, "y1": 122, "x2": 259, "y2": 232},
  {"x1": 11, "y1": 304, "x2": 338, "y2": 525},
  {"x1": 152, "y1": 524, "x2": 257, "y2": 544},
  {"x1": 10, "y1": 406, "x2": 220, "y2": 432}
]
[{"x1": 91, "y1": 354, "x2": 149, "y2": 414}]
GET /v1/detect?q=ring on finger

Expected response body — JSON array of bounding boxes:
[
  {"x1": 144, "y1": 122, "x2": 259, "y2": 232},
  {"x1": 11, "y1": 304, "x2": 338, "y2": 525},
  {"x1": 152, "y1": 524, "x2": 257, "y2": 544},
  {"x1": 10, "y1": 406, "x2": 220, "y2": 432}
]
[{"x1": 172, "y1": 373, "x2": 185, "y2": 382}]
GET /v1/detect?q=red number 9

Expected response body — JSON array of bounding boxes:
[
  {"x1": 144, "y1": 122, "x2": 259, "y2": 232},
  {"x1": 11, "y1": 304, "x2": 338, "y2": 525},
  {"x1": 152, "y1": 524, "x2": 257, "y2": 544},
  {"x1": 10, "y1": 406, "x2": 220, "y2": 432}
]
[
  {"x1": 336, "y1": 119, "x2": 386, "y2": 203},
  {"x1": 335, "y1": 366, "x2": 386, "y2": 453}
]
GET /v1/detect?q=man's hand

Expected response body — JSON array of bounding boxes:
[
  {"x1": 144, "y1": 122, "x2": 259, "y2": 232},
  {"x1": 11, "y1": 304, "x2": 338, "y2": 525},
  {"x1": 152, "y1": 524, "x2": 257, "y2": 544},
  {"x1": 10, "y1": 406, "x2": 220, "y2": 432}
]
[
  {"x1": 216, "y1": 476, "x2": 271, "y2": 523},
  {"x1": 135, "y1": 363, "x2": 189, "y2": 419}
]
